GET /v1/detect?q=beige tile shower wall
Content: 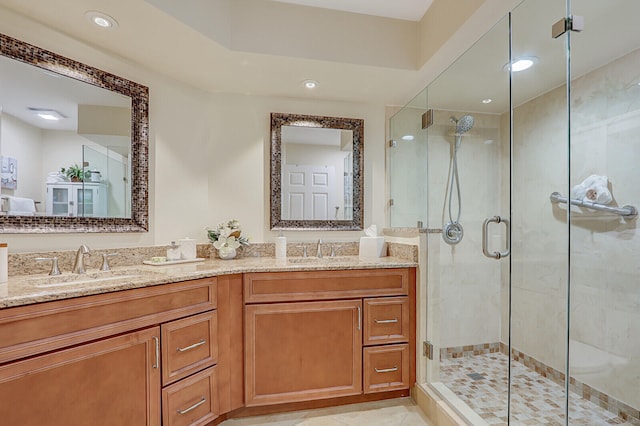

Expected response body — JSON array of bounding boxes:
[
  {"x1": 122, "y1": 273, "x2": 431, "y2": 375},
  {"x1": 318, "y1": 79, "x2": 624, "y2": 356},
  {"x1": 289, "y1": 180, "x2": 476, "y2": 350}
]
[
  {"x1": 509, "y1": 47, "x2": 640, "y2": 409},
  {"x1": 427, "y1": 110, "x2": 503, "y2": 351},
  {"x1": 568, "y1": 47, "x2": 640, "y2": 410},
  {"x1": 509, "y1": 82, "x2": 570, "y2": 374}
]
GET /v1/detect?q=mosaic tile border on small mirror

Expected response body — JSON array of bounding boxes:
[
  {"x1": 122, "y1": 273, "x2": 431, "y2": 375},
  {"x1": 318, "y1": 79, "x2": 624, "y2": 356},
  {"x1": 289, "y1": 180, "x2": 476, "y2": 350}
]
[
  {"x1": 270, "y1": 112, "x2": 364, "y2": 231},
  {"x1": 0, "y1": 33, "x2": 149, "y2": 233}
]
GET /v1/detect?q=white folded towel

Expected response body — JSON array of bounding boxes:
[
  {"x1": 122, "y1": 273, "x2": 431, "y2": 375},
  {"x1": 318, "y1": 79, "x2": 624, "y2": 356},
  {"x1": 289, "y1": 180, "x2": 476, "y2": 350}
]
[
  {"x1": 6, "y1": 196, "x2": 36, "y2": 214},
  {"x1": 570, "y1": 175, "x2": 612, "y2": 205}
]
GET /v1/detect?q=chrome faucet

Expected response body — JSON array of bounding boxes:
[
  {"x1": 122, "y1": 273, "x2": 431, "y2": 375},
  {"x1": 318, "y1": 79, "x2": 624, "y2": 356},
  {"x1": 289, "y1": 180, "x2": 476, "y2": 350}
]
[
  {"x1": 316, "y1": 238, "x2": 323, "y2": 258},
  {"x1": 73, "y1": 244, "x2": 92, "y2": 274}
]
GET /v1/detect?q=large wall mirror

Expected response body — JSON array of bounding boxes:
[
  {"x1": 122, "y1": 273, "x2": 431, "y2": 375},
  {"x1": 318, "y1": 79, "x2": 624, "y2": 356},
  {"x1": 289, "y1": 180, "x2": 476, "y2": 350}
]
[
  {"x1": 0, "y1": 33, "x2": 149, "y2": 233},
  {"x1": 270, "y1": 112, "x2": 364, "y2": 230}
]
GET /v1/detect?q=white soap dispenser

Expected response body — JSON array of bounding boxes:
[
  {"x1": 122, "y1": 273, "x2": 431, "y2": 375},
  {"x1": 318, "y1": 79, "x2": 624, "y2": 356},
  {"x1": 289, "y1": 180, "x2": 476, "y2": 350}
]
[
  {"x1": 275, "y1": 231, "x2": 287, "y2": 259},
  {"x1": 178, "y1": 237, "x2": 196, "y2": 260},
  {"x1": 166, "y1": 241, "x2": 181, "y2": 261}
]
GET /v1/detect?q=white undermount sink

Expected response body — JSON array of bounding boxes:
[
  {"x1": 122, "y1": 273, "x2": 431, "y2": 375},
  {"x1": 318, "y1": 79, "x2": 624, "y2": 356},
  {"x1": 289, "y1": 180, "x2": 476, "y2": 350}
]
[{"x1": 29, "y1": 268, "x2": 162, "y2": 288}]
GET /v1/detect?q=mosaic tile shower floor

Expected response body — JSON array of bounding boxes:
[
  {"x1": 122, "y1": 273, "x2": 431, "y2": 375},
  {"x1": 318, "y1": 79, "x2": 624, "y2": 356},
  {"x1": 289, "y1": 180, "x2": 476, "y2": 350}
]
[{"x1": 440, "y1": 352, "x2": 636, "y2": 425}]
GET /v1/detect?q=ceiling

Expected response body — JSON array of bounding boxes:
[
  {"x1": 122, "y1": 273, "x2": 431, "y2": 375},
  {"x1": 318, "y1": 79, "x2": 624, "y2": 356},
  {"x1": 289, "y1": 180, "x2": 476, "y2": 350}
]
[
  {"x1": 0, "y1": 0, "x2": 435, "y2": 106},
  {"x1": 271, "y1": 0, "x2": 434, "y2": 21},
  {"x1": 1, "y1": 0, "x2": 638, "y2": 123}
]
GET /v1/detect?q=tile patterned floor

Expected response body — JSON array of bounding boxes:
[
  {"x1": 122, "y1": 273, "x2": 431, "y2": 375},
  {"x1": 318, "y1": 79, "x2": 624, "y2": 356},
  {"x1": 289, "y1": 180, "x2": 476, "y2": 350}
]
[
  {"x1": 440, "y1": 352, "x2": 638, "y2": 425},
  {"x1": 222, "y1": 397, "x2": 432, "y2": 426}
]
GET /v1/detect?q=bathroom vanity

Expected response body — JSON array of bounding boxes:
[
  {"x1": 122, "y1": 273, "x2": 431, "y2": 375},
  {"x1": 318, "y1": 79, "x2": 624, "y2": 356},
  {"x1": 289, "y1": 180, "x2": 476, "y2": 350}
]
[{"x1": 0, "y1": 257, "x2": 415, "y2": 426}]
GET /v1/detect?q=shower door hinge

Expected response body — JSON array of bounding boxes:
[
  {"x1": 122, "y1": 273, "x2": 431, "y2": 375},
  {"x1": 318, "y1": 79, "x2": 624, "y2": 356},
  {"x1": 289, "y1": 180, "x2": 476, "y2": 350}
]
[
  {"x1": 423, "y1": 341, "x2": 434, "y2": 360},
  {"x1": 422, "y1": 109, "x2": 434, "y2": 129},
  {"x1": 389, "y1": 198, "x2": 394, "y2": 206},
  {"x1": 552, "y1": 15, "x2": 584, "y2": 38},
  {"x1": 389, "y1": 139, "x2": 397, "y2": 148}
]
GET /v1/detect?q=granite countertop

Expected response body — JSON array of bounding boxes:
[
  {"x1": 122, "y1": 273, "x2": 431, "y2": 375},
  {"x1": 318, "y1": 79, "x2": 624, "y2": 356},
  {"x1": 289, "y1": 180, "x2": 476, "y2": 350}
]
[{"x1": 0, "y1": 256, "x2": 417, "y2": 309}]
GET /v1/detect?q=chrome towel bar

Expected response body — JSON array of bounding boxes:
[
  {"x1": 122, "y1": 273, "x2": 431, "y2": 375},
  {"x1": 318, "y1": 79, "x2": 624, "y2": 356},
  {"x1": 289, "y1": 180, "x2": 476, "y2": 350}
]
[{"x1": 549, "y1": 192, "x2": 637, "y2": 219}]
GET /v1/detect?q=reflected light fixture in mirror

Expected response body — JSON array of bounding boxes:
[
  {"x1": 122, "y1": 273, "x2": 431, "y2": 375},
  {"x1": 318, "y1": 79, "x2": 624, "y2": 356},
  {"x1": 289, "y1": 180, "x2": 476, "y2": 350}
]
[
  {"x1": 0, "y1": 32, "x2": 149, "y2": 233},
  {"x1": 270, "y1": 112, "x2": 364, "y2": 231}
]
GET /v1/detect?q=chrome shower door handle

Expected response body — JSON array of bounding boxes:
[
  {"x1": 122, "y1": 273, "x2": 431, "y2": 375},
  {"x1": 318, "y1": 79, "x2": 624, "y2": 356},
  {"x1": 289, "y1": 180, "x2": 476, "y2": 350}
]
[{"x1": 482, "y1": 216, "x2": 510, "y2": 260}]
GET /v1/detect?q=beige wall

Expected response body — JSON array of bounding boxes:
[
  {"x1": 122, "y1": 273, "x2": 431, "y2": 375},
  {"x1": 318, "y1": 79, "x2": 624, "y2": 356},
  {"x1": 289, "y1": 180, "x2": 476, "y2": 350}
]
[{"x1": 0, "y1": 12, "x2": 387, "y2": 252}]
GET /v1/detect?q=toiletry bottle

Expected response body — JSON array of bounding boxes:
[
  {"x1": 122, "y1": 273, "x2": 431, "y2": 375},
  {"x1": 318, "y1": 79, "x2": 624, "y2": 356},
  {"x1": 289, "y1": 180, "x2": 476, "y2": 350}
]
[
  {"x1": 167, "y1": 241, "x2": 181, "y2": 261},
  {"x1": 0, "y1": 243, "x2": 7, "y2": 283},
  {"x1": 275, "y1": 231, "x2": 287, "y2": 259}
]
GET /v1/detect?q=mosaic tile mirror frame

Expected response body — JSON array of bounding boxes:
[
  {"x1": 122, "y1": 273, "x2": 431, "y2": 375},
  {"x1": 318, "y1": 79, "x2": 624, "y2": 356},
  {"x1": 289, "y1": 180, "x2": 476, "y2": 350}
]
[
  {"x1": 270, "y1": 112, "x2": 364, "y2": 231},
  {"x1": 0, "y1": 33, "x2": 149, "y2": 233}
]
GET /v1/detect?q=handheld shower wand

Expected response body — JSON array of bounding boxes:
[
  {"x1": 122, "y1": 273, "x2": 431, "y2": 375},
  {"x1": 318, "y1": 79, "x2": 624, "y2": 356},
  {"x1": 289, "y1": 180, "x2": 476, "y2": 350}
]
[{"x1": 443, "y1": 115, "x2": 474, "y2": 245}]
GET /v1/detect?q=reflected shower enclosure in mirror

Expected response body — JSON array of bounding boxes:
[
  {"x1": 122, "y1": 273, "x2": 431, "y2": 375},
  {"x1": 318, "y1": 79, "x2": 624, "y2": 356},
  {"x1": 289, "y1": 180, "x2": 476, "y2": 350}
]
[
  {"x1": 270, "y1": 112, "x2": 364, "y2": 230},
  {"x1": 0, "y1": 33, "x2": 149, "y2": 233}
]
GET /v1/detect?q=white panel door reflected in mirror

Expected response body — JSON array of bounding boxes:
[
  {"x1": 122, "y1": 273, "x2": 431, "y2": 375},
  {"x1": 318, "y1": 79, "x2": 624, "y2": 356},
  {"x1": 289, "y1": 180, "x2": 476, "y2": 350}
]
[{"x1": 281, "y1": 126, "x2": 352, "y2": 221}]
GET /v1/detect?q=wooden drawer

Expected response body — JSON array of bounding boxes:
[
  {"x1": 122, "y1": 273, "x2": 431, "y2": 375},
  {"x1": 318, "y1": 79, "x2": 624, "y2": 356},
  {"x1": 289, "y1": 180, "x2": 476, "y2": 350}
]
[
  {"x1": 363, "y1": 297, "x2": 410, "y2": 346},
  {"x1": 0, "y1": 278, "x2": 217, "y2": 364},
  {"x1": 363, "y1": 344, "x2": 410, "y2": 394},
  {"x1": 244, "y1": 268, "x2": 409, "y2": 303},
  {"x1": 162, "y1": 365, "x2": 218, "y2": 426},
  {"x1": 162, "y1": 311, "x2": 218, "y2": 385}
]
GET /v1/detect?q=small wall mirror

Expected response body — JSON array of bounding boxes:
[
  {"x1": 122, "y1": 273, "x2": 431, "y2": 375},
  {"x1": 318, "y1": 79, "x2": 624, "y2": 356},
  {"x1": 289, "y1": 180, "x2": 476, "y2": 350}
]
[
  {"x1": 0, "y1": 33, "x2": 149, "y2": 233},
  {"x1": 270, "y1": 112, "x2": 364, "y2": 230}
]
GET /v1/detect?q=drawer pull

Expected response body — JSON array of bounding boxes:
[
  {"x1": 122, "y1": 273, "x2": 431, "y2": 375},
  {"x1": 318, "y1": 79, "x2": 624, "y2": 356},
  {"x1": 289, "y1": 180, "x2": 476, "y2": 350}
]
[
  {"x1": 177, "y1": 339, "x2": 207, "y2": 352},
  {"x1": 177, "y1": 396, "x2": 206, "y2": 415},
  {"x1": 152, "y1": 336, "x2": 159, "y2": 369},
  {"x1": 374, "y1": 365, "x2": 398, "y2": 373},
  {"x1": 356, "y1": 306, "x2": 361, "y2": 331},
  {"x1": 374, "y1": 318, "x2": 398, "y2": 324}
]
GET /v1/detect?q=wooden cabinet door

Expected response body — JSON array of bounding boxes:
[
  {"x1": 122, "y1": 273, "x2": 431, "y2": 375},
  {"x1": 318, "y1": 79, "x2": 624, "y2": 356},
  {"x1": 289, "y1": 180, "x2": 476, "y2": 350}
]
[
  {"x1": 0, "y1": 327, "x2": 161, "y2": 426},
  {"x1": 245, "y1": 300, "x2": 362, "y2": 406}
]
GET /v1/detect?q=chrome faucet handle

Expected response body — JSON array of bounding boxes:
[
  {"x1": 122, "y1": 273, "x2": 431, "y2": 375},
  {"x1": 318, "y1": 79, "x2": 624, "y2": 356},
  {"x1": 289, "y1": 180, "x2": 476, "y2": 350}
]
[
  {"x1": 35, "y1": 257, "x2": 61, "y2": 276},
  {"x1": 317, "y1": 239, "x2": 323, "y2": 258},
  {"x1": 101, "y1": 253, "x2": 119, "y2": 271},
  {"x1": 297, "y1": 245, "x2": 308, "y2": 258},
  {"x1": 330, "y1": 244, "x2": 336, "y2": 257}
]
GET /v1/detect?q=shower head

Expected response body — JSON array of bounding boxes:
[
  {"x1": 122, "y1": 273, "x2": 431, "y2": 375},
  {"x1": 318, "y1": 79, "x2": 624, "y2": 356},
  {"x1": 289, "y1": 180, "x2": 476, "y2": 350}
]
[{"x1": 454, "y1": 115, "x2": 474, "y2": 134}]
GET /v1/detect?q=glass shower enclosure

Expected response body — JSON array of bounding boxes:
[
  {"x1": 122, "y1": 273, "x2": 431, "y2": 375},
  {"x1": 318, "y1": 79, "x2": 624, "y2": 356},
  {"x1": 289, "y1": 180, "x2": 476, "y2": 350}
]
[{"x1": 389, "y1": 0, "x2": 640, "y2": 423}]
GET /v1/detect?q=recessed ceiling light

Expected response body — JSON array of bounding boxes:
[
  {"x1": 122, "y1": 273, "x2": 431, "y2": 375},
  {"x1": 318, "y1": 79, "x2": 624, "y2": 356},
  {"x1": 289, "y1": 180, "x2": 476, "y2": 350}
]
[
  {"x1": 29, "y1": 108, "x2": 66, "y2": 121},
  {"x1": 85, "y1": 11, "x2": 119, "y2": 29},
  {"x1": 401, "y1": 135, "x2": 414, "y2": 141},
  {"x1": 482, "y1": 98, "x2": 493, "y2": 104},
  {"x1": 302, "y1": 79, "x2": 319, "y2": 89},
  {"x1": 504, "y1": 56, "x2": 537, "y2": 72}
]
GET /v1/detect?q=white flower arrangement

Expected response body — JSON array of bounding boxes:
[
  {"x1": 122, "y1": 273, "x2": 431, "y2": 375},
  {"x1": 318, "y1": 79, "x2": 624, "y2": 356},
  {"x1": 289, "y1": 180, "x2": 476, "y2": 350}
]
[{"x1": 206, "y1": 220, "x2": 249, "y2": 256}]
